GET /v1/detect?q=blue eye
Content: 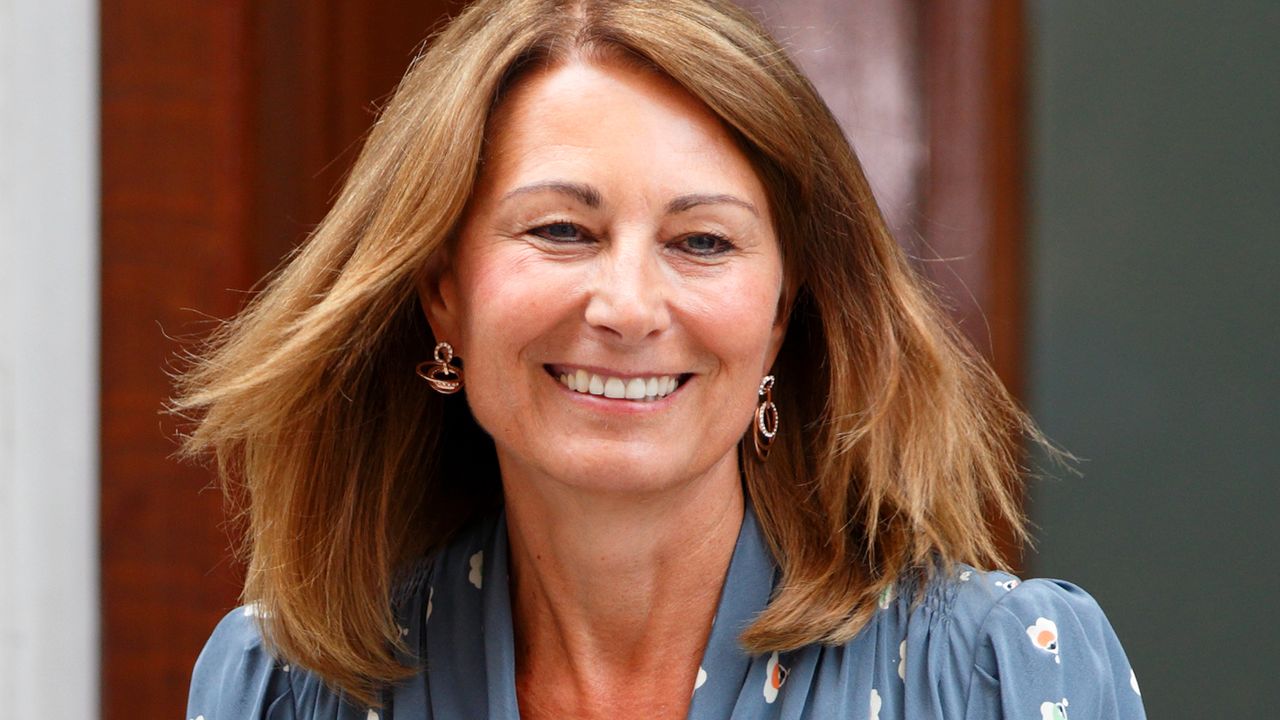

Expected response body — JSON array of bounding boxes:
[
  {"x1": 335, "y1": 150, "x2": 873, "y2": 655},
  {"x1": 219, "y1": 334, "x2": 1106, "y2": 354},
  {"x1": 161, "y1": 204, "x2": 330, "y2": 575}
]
[
  {"x1": 531, "y1": 221, "x2": 586, "y2": 243},
  {"x1": 680, "y1": 232, "x2": 733, "y2": 256}
]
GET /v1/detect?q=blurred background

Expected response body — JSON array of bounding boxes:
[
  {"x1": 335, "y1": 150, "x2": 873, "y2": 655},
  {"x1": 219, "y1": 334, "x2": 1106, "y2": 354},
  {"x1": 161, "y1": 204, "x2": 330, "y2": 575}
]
[{"x1": 1, "y1": 0, "x2": 1275, "y2": 717}]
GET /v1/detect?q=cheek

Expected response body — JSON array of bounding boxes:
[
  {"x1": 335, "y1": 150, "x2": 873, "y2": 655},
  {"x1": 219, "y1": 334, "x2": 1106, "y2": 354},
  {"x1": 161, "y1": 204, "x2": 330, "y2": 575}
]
[
  {"x1": 456, "y1": 249, "x2": 574, "y2": 351},
  {"x1": 682, "y1": 266, "x2": 782, "y2": 374},
  {"x1": 451, "y1": 251, "x2": 571, "y2": 437}
]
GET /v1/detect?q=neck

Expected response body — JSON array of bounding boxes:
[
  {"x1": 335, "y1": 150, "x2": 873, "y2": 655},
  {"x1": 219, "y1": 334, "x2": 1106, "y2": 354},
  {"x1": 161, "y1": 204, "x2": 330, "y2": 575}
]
[{"x1": 501, "y1": 451, "x2": 744, "y2": 718}]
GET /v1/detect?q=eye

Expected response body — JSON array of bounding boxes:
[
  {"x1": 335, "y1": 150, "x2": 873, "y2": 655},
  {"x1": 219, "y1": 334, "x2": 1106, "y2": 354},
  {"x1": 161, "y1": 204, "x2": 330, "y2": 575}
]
[
  {"x1": 529, "y1": 221, "x2": 587, "y2": 243},
  {"x1": 676, "y1": 232, "x2": 735, "y2": 256}
]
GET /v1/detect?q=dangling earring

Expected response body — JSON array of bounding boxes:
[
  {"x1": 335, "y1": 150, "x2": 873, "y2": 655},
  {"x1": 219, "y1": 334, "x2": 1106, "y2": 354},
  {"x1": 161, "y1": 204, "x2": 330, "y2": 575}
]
[
  {"x1": 416, "y1": 341, "x2": 464, "y2": 394},
  {"x1": 753, "y1": 374, "x2": 778, "y2": 462}
]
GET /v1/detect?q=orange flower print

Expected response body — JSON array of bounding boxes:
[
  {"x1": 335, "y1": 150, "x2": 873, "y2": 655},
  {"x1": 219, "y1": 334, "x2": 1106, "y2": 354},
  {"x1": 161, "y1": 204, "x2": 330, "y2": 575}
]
[
  {"x1": 1026, "y1": 617, "x2": 1061, "y2": 664},
  {"x1": 763, "y1": 651, "x2": 788, "y2": 704}
]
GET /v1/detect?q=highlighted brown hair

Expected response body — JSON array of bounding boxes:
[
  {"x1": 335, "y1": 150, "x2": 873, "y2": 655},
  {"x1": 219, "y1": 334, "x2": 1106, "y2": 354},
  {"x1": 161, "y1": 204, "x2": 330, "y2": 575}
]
[{"x1": 172, "y1": 0, "x2": 1045, "y2": 705}]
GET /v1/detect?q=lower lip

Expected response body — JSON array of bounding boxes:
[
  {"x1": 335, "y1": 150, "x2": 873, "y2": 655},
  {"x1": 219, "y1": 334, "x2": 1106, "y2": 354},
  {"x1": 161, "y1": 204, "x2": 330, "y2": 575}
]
[{"x1": 546, "y1": 371, "x2": 687, "y2": 413}]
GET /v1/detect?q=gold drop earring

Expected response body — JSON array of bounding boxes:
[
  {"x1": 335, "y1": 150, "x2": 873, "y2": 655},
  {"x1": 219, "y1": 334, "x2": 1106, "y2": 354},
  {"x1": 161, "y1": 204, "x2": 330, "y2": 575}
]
[{"x1": 416, "y1": 341, "x2": 464, "y2": 394}]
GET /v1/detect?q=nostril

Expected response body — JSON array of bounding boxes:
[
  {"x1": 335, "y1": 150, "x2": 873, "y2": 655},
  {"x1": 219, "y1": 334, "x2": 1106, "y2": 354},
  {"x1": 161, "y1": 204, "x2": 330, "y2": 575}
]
[
  {"x1": 582, "y1": 274, "x2": 671, "y2": 342},
  {"x1": 584, "y1": 308, "x2": 671, "y2": 342}
]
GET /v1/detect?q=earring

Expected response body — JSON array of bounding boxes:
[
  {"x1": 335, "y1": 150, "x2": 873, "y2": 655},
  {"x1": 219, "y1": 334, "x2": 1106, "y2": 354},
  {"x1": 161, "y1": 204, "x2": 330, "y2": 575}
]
[
  {"x1": 416, "y1": 341, "x2": 464, "y2": 394},
  {"x1": 753, "y1": 375, "x2": 778, "y2": 462}
]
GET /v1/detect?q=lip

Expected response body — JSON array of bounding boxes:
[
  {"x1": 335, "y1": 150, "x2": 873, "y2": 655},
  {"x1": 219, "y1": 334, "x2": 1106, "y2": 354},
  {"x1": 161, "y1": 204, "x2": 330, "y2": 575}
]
[{"x1": 545, "y1": 363, "x2": 691, "y2": 380}]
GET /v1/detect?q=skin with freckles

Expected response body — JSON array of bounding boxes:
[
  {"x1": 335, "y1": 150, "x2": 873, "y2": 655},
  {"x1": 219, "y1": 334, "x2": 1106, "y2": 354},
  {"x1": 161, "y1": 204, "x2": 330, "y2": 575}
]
[{"x1": 419, "y1": 58, "x2": 787, "y2": 720}]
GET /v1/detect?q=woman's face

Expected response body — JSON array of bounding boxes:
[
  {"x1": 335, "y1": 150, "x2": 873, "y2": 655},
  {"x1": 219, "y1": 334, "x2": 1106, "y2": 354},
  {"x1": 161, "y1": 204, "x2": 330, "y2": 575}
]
[{"x1": 422, "y1": 59, "x2": 787, "y2": 496}]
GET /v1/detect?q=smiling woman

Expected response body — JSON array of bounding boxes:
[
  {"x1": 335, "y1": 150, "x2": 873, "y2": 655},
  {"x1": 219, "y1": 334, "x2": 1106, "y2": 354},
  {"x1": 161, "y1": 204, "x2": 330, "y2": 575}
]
[
  {"x1": 424, "y1": 60, "x2": 786, "y2": 508},
  {"x1": 173, "y1": 1, "x2": 1146, "y2": 719}
]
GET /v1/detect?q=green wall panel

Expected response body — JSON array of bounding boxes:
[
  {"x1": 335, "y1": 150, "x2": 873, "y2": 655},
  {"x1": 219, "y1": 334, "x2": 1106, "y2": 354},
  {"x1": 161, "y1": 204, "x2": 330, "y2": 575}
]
[{"x1": 1027, "y1": 1, "x2": 1279, "y2": 716}]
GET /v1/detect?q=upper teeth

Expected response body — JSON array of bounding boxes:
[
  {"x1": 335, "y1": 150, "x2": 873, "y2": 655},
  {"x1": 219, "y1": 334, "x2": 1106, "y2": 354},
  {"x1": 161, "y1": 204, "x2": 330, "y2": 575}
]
[{"x1": 558, "y1": 369, "x2": 681, "y2": 401}]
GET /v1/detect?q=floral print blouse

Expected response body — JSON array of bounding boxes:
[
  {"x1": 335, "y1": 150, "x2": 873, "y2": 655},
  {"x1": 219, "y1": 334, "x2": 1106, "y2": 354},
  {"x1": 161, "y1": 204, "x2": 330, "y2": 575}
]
[{"x1": 187, "y1": 506, "x2": 1146, "y2": 719}]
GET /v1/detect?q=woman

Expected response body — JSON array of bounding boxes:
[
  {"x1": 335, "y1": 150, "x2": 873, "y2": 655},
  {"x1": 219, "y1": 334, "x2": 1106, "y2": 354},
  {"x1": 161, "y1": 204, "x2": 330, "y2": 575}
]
[{"x1": 179, "y1": 1, "x2": 1146, "y2": 718}]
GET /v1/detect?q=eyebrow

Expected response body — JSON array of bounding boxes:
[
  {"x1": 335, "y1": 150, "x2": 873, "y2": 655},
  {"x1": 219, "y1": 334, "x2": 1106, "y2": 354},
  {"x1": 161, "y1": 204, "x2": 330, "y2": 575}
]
[
  {"x1": 500, "y1": 181, "x2": 759, "y2": 217},
  {"x1": 502, "y1": 181, "x2": 603, "y2": 208},
  {"x1": 664, "y1": 192, "x2": 759, "y2": 217}
]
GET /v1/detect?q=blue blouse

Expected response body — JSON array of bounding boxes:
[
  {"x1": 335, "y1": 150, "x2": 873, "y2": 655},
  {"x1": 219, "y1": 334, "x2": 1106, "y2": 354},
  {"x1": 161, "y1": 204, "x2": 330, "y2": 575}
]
[{"x1": 187, "y1": 507, "x2": 1146, "y2": 719}]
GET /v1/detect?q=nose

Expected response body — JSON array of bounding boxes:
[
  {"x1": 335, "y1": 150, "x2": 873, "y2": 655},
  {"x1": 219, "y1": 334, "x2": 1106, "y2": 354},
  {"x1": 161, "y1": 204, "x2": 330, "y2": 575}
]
[{"x1": 583, "y1": 239, "x2": 671, "y2": 344}]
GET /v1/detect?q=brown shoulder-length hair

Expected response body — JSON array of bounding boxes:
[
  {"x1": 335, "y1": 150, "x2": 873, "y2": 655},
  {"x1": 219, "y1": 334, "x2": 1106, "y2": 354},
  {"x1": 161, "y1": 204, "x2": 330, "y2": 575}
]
[{"x1": 172, "y1": 0, "x2": 1045, "y2": 705}]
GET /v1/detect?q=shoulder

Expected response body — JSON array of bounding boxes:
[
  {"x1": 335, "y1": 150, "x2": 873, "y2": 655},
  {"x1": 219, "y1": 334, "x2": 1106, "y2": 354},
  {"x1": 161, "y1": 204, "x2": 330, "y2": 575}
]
[
  {"x1": 187, "y1": 605, "x2": 297, "y2": 720},
  {"x1": 941, "y1": 567, "x2": 1111, "y2": 644},
  {"x1": 941, "y1": 568, "x2": 1125, "y2": 670},
  {"x1": 933, "y1": 567, "x2": 1147, "y2": 719},
  {"x1": 188, "y1": 556, "x2": 440, "y2": 720}
]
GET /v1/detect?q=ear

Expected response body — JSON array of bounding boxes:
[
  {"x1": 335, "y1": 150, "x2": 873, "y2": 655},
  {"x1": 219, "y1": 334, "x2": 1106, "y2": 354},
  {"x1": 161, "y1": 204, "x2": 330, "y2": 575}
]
[
  {"x1": 414, "y1": 257, "x2": 462, "y2": 346},
  {"x1": 763, "y1": 281, "x2": 796, "y2": 373}
]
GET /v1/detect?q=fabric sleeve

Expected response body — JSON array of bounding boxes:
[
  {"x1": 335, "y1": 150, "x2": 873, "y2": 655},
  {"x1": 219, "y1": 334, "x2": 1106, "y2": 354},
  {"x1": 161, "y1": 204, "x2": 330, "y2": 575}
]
[
  {"x1": 962, "y1": 578, "x2": 1147, "y2": 720},
  {"x1": 186, "y1": 606, "x2": 297, "y2": 720}
]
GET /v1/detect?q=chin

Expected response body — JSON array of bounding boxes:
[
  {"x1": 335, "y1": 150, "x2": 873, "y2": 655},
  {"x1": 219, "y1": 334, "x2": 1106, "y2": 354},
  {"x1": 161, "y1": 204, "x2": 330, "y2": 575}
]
[
  {"x1": 526, "y1": 440, "x2": 726, "y2": 498},
  {"x1": 558, "y1": 451, "x2": 689, "y2": 494}
]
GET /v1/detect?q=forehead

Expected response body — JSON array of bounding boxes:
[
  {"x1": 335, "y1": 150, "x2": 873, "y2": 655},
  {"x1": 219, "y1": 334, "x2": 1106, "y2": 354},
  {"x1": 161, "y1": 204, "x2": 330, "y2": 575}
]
[{"x1": 477, "y1": 58, "x2": 768, "y2": 206}]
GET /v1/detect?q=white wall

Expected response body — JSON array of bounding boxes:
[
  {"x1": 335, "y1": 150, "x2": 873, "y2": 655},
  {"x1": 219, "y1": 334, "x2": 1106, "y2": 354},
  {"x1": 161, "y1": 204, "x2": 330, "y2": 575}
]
[{"x1": 0, "y1": 0, "x2": 100, "y2": 717}]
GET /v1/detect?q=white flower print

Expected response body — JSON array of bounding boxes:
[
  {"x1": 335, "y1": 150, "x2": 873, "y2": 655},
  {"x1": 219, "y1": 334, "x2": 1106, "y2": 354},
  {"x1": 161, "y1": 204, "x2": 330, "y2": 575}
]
[
  {"x1": 1040, "y1": 698, "x2": 1069, "y2": 720},
  {"x1": 763, "y1": 651, "x2": 788, "y2": 703},
  {"x1": 877, "y1": 585, "x2": 895, "y2": 610},
  {"x1": 959, "y1": 570, "x2": 973, "y2": 582},
  {"x1": 694, "y1": 666, "x2": 707, "y2": 692},
  {"x1": 897, "y1": 640, "x2": 907, "y2": 681},
  {"x1": 1130, "y1": 668, "x2": 1141, "y2": 696},
  {"x1": 995, "y1": 578, "x2": 1020, "y2": 592},
  {"x1": 1026, "y1": 617, "x2": 1061, "y2": 663},
  {"x1": 468, "y1": 551, "x2": 484, "y2": 589},
  {"x1": 870, "y1": 688, "x2": 882, "y2": 720},
  {"x1": 367, "y1": 710, "x2": 380, "y2": 720}
]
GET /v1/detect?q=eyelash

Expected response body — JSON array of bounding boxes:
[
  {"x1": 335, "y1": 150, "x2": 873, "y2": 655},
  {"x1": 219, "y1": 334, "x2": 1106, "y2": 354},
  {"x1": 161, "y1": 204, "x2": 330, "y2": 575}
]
[{"x1": 529, "y1": 219, "x2": 736, "y2": 256}]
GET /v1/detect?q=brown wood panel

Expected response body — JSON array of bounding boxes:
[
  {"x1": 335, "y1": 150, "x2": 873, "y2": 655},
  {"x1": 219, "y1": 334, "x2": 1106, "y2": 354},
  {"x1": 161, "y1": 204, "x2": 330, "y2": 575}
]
[
  {"x1": 100, "y1": 1, "x2": 454, "y2": 717},
  {"x1": 920, "y1": 0, "x2": 1026, "y2": 398},
  {"x1": 100, "y1": 2, "x2": 256, "y2": 717},
  {"x1": 920, "y1": 0, "x2": 1028, "y2": 568},
  {"x1": 248, "y1": 0, "x2": 463, "y2": 268}
]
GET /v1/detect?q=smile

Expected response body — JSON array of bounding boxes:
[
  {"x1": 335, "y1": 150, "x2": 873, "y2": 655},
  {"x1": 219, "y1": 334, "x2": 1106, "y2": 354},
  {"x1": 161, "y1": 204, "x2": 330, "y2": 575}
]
[{"x1": 546, "y1": 365, "x2": 685, "y2": 402}]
